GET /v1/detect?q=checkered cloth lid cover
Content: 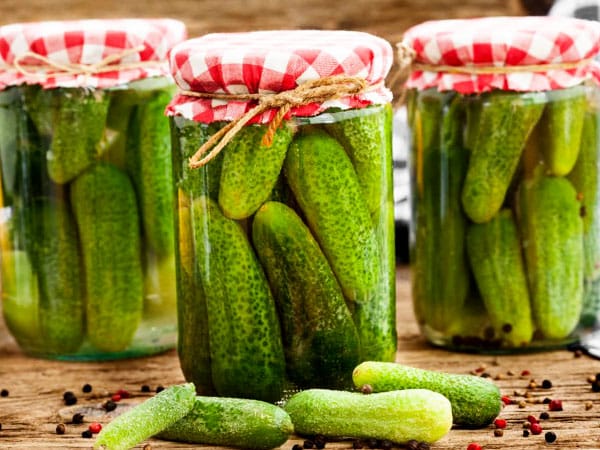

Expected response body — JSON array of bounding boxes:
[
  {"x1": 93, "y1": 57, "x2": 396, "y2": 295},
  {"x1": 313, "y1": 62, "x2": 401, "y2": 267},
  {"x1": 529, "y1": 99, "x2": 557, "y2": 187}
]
[
  {"x1": 402, "y1": 16, "x2": 600, "y2": 93},
  {"x1": 166, "y1": 30, "x2": 393, "y2": 124},
  {"x1": 0, "y1": 18, "x2": 186, "y2": 90}
]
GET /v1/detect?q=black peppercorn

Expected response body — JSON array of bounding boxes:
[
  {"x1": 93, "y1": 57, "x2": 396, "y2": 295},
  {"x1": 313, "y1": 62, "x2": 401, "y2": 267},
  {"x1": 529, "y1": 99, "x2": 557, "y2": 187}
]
[
  {"x1": 1, "y1": 389, "x2": 9, "y2": 397},
  {"x1": 71, "y1": 413, "x2": 84, "y2": 424},
  {"x1": 406, "y1": 440, "x2": 420, "y2": 450},
  {"x1": 81, "y1": 429, "x2": 93, "y2": 438},
  {"x1": 313, "y1": 435, "x2": 326, "y2": 449},
  {"x1": 541, "y1": 379, "x2": 553, "y2": 389},
  {"x1": 82, "y1": 384, "x2": 92, "y2": 393},
  {"x1": 417, "y1": 443, "x2": 430, "y2": 450},
  {"x1": 523, "y1": 429, "x2": 530, "y2": 437},
  {"x1": 542, "y1": 397, "x2": 552, "y2": 404},
  {"x1": 366, "y1": 438, "x2": 379, "y2": 449},
  {"x1": 141, "y1": 384, "x2": 151, "y2": 393},
  {"x1": 292, "y1": 445, "x2": 303, "y2": 450},
  {"x1": 0, "y1": 423, "x2": 3, "y2": 431},
  {"x1": 592, "y1": 381, "x2": 600, "y2": 392},
  {"x1": 540, "y1": 412, "x2": 550, "y2": 420},
  {"x1": 103, "y1": 400, "x2": 117, "y2": 412},
  {"x1": 545, "y1": 431, "x2": 557, "y2": 443},
  {"x1": 63, "y1": 391, "x2": 77, "y2": 406},
  {"x1": 303, "y1": 440, "x2": 314, "y2": 449},
  {"x1": 55, "y1": 423, "x2": 65, "y2": 435},
  {"x1": 155, "y1": 385, "x2": 165, "y2": 393},
  {"x1": 380, "y1": 440, "x2": 393, "y2": 450}
]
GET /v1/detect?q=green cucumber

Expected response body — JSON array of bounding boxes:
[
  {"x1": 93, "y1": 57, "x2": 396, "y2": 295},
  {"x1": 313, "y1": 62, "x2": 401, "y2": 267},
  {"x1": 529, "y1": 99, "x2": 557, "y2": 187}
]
[
  {"x1": 284, "y1": 128, "x2": 380, "y2": 303},
  {"x1": 540, "y1": 85, "x2": 587, "y2": 176},
  {"x1": 518, "y1": 176, "x2": 584, "y2": 339},
  {"x1": 192, "y1": 195, "x2": 285, "y2": 402},
  {"x1": 0, "y1": 87, "x2": 22, "y2": 201},
  {"x1": 461, "y1": 91, "x2": 544, "y2": 223},
  {"x1": 157, "y1": 396, "x2": 293, "y2": 449},
  {"x1": 47, "y1": 88, "x2": 110, "y2": 184},
  {"x1": 219, "y1": 122, "x2": 294, "y2": 219},
  {"x1": 352, "y1": 361, "x2": 502, "y2": 428},
  {"x1": 466, "y1": 209, "x2": 534, "y2": 347},
  {"x1": 284, "y1": 388, "x2": 452, "y2": 444},
  {"x1": 253, "y1": 201, "x2": 360, "y2": 389},
  {"x1": 71, "y1": 163, "x2": 144, "y2": 352}
]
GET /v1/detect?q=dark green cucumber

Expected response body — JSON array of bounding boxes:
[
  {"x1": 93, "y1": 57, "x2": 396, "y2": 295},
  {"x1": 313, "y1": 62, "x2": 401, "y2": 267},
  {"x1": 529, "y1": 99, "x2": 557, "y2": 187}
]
[
  {"x1": 463, "y1": 95, "x2": 482, "y2": 151},
  {"x1": 71, "y1": 163, "x2": 144, "y2": 352},
  {"x1": 0, "y1": 87, "x2": 22, "y2": 201},
  {"x1": 22, "y1": 85, "x2": 58, "y2": 139},
  {"x1": 411, "y1": 94, "x2": 469, "y2": 332},
  {"x1": 518, "y1": 176, "x2": 584, "y2": 339},
  {"x1": 47, "y1": 88, "x2": 110, "y2": 184},
  {"x1": 176, "y1": 190, "x2": 214, "y2": 395},
  {"x1": 252, "y1": 201, "x2": 360, "y2": 388},
  {"x1": 192, "y1": 195, "x2": 285, "y2": 402},
  {"x1": 466, "y1": 209, "x2": 534, "y2": 347},
  {"x1": 219, "y1": 122, "x2": 294, "y2": 219},
  {"x1": 324, "y1": 104, "x2": 391, "y2": 215},
  {"x1": 157, "y1": 396, "x2": 293, "y2": 449},
  {"x1": 284, "y1": 128, "x2": 379, "y2": 303},
  {"x1": 462, "y1": 91, "x2": 544, "y2": 223},
  {"x1": 540, "y1": 85, "x2": 587, "y2": 176},
  {"x1": 352, "y1": 361, "x2": 502, "y2": 428}
]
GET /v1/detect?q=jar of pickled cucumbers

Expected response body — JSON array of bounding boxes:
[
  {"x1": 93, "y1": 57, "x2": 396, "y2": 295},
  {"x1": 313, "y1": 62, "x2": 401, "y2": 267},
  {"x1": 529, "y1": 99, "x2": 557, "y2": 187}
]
[
  {"x1": 167, "y1": 30, "x2": 397, "y2": 401},
  {"x1": 403, "y1": 16, "x2": 600, "y2": 352},
  {"x1": 0, "y1": 19, "x2": 186, "y2": 360}
]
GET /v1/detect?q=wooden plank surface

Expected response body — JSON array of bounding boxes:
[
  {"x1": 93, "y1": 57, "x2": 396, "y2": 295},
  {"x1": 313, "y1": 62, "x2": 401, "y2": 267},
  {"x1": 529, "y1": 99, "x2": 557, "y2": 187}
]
[{"x1": 2, "y1": 267, "x2": 600, "y2": 449}]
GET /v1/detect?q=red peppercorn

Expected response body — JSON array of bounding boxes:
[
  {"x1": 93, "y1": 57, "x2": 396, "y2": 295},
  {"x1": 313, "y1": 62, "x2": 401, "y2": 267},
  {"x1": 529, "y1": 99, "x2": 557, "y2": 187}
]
[
  {"x1": 116, "y1": 389, "x2": 131, "y2": 399},
  {"x1": 501, "y1": 395, "x2": 512, "y2": 405},
  {"x1": 494, "y1": 418, "x2": 507, "y2": 429},
  {"x1": 521, "y1": 370, "x2": 531, "y2": 376},
  {"x1": 549, "y1": 399, "x2": 563, "y2": 411},
  {"x1": 467, "y1": 444, "x2": 482, "y2": 450},
  {"x1": 530, "y1": 423, "x2": 543, "y2": 435},
  {"x1": 526, "y1": 415, "x2": 538, "y2": 424},
  {"x1": 111, "y1": 393, "x2": 121, "y2": 402},
  {"x1": 88, "y1": 422, "x2": 102, "y2": 434}
]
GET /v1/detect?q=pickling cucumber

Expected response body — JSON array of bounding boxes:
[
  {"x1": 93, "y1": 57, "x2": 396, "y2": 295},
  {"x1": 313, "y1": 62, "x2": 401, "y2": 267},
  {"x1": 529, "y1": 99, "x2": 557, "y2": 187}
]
[
  {"x1": 157, "y1": 396, "x2": 293, "y2": 450},
  {"x1": 71, "y1": 163, "x2": 144, "y2": 352},
  {"x1": 284, "y1": 128, "x2": 380, "y2": 303},
  {"x1": 219, "y1": 122, "x2": 294, "y2": 219},
  {"x1": 253, "y1": 201, "x2": 360, "y2": 388},
  {"x1": 352, "y1": 361, "x2": 502, "y2": 428},
  {"x1": 284, "y1": 388, "x2": 452, "y2": 444},
  {"x1": 192, "y1": 196, "x2": 285, "y2": 402}
]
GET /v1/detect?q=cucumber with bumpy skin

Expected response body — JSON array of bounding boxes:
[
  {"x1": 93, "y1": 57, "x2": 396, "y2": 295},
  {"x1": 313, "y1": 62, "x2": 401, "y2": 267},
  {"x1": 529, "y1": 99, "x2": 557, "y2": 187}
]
[
  {"x1": 352, "y1": 361, "x2": 502, "y2": 428},
  {"x1": 284, "y1": 388, "x2": 452, "y2": 444},
  {"x1": 71, "y1": 163, "x2": 144, "y2": 353}
]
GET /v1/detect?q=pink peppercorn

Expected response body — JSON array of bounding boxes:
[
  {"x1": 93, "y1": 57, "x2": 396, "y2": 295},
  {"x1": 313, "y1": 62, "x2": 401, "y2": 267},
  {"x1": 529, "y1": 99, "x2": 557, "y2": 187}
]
[
  {"x1": 115, "y1": 389, "x2": 131, "y2": 399},
  {"x1": 530, "y1": 422, "x2": 543, "y2": 435},
  {"x1": 494, "y1": 418, "x2": 507, "y2": 429},
  {"x1": 501, "y1": 395, "x2": 512, "y2": 405},
  {"x1": 111, "y1": 393, "x2": 121, "y2": 402},
  {"x1": 88, "y1": 422, "x2": 102, "y2": 434},
  {"x1": 527, "y1": 415, "x2": 538, "y2": 424},
  {"x1": 467, "y1": 444, "x2": 482, "y2": 450},
  {"x1": 549, "y1": 399, "x2": 563, "y2": 411}
]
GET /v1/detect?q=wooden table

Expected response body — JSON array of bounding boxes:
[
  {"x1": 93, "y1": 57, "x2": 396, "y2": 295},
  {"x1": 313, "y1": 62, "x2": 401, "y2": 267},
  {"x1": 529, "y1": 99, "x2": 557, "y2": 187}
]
[{"x1": 1, "y1": 267, "x2": 600, "y2": 449}]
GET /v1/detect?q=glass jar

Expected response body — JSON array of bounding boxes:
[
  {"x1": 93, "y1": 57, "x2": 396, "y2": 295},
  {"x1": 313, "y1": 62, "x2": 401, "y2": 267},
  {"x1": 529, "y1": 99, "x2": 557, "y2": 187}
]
[
  {"x1": 403, "y1": 17, "x2": 600, "y2": 352},
  {"x1": 0, "y1": 19, "x2": 186, "y2": 360},
  {"x1": 168, "y1": 30, "x2": 397, "y2": 402}
]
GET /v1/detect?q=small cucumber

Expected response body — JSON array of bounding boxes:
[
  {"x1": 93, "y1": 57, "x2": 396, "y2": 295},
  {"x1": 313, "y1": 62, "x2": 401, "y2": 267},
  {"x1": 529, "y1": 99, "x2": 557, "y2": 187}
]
[
  {"x1": 352, "y1": 361, "x2": 502, "y2": 428},
  {"x1": 253, "y1": 201, "x2": 360, "y2": 389},
  {"x1": 192, "y1": 196, "x2": 285, "y2": 402},
  {"x1": 539, "y1": 85, "x2": 587, "y2": 176},
  {"x1": 284, "y1": 128, "x2": 380, "y2": 303},
  {"x1": 466, "y1": 209, "x2": 534, "y2": 347},
  {"x1": 94, "y1": 383, "x2": 196, "y2": 450},
  {"x1": 284, "y1": 388, "x2": 452, "y2": 444},
  {"x1": 71, "y1": 163, "x2": 144, "y2": 353},
  {"x1": 461, "y1": 91, "x2": 544, "y2": 223},
  {"x1": 219, "y1": 122, "x2": 294, "y2": 219},
  {"x1": 157, "y1": 396, "x2": 293, "y2": 450}
]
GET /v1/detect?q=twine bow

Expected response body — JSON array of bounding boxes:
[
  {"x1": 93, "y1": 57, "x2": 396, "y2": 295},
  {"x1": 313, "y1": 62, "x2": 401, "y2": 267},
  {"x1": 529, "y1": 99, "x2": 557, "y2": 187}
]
[{"x1": 183, "y1": 74, "x2": 375, "y2": 169}]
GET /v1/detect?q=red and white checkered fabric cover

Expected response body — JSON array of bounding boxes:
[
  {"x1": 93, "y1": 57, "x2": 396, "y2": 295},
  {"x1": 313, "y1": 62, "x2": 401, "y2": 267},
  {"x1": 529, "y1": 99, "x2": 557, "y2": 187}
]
[
  {"x1": 0, "y1": 18, "x2": 186, "y2": 90},
  {"x1": 402, "y1": 16, "x2": 600, "y2": 93},
  {"x1": 166, "y1": 30, "x2": 393, "y2": 123}
]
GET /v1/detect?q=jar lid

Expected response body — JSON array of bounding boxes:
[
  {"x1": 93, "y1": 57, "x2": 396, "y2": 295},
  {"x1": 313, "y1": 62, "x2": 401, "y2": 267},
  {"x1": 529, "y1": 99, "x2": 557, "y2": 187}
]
[
  {"x1": 167, "y1": 30, "x2": 393, "y2": 123},
  {"x1": 402, "y1": 16, "x2": 600, "y2": 93},
  {"x1": 0, "y1": 18, "x2": 186, "y2": 90}
]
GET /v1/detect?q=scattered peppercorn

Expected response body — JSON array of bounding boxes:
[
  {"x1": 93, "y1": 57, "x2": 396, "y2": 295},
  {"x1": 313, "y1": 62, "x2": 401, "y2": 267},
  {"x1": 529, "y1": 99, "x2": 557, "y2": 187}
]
[
  {"x1": 481, "y1": 372, "x2": 491, "y2": 378},
  {"x1": 141, "y1": 385, "x2": 151, "y2": 393},
  {"x1": 82, "y1": 384, "x2": 92, "y2": 393},
  {"x1": 143, "y1": 445, "x2": 152, "y2": 450},
  {"x1": 417, "y1": 443, "x2": 430, "y2": 450},
  {"x1": 523, "y1": 429, "x2": 530, "y2": 437},
  {"x1": 592, "y1": 381, "x2": 600, "y2": 392},
  {"x1": 115, "y1": 389, "x2": 131, "y2": 399},
  {"x1": 88, "y1": 422, "x2": 102, "y2": 434},
  {"x1": 475, "y1": 365, "x2": 486, "y2": 373},
  {"x1": 539, "y1": 412, "x2": 550, "y2": 420},
  {"x1": 155, "y1": 385, "x2": 165, "y2": 393},
  {"x1": 585, "y1": 401, "x2": 593, "y2": 410},
  {"x1": 313, "y1": 435, "x2": 326, "y2": 449},
  {"x1": 494, "y1": 418, "x2": 507, "y2": 429},
  {"x1": 81, "y1": 429, "x2": 93, "y2": 438},
  {"x1": 466, "y1": 443, "x2": 482, "y2": 450},
  {"x1": 518, "y1": 400, "x2": 527, "y2": 408},
  {"x1": 366, "y1": 438, "x2": 378, "y2": 449},
  {"x1": 528, "y1": 380, "x2": 537, "y2": 389},
  {"x1": 55, "y1": 423, "x2": 65, "y2": 435},
  {"x1": 361, "y1": 384, "x2": 373, "y2": 395},
  {"x1": 521, "y1": 370, "x2": 531, "y2": 377},
  {"x1": 530, "y1": 423, "x2": 543, "y2": 435},
  {"x1": 103, "y1": 400, "x2": 117, "y2": 412},
  {"x1": 1, "y1": 389, "x2": 9, "y2": 397},
  {"x1": 111, "y1": 394, "x2": 121, "y2": 402},
  {"x1": 292, "y1": 445, "x2": 303, "y2": 450},
  {"x1": 63, "y1": 391, "x2": 77, "y2": 406},
  {"x1": 71, "y1": 413, "x2": 84, "y2": 424},
  {"x1": 380, "y1": 440, "x2": 393, "y2": 450},
  {"x1": 0, "y1": 423, "x2": 2, "y2": 431},
  {"x1": 545, "y1": 431, "x2": 557, "y2": 443},
  {"x1": 507, "y1": 370, "x2": 516, "y2": 376},
  {"x1": 501, "y1": 395, "x2": 512, "y2": 405},
  {"x1": 352, "y1": 440, "x2": 364, "y2": 450},
  {"x1": 406, "y1": 440, "x2": 419, "y2": 450},
  {"x1": 574, "y1": 349, "x2": 583, "y2": 358},
  {"x1": 494, "y1": 429, "x2": 504, "y2": 437},
  {"x1": 549, "y1": 399, "x2": 563, "y2": 411},
  {"x1": 541, "y1": 379, "x2": 552, "y2": 389},
  {"x1": 303, "y1": 439, "x2": 314, "y2": 449},
  {"x1": 595, "y1": 373, "x2": 600, "y2": 382},
  {"x1": 527, "y1": 415, "x2": 538, "y2": 424},
  {"x1": 543, "y1": 397, "x2": 552, "y2": 404},
  {"x1": 523, "y1": 421, "x2": 531, "y2": 429}
]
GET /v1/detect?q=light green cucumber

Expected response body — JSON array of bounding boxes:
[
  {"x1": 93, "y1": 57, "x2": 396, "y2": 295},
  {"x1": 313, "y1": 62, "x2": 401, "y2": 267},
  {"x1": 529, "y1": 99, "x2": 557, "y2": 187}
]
[
  {"x1": 540, "y1": 85, "x2": 587, "y2": 176},
  {"x1": 284, "y1": 388, "x2": 452, "y2": 444},
  {"x1": 284, "y1": 128, "x2": 380, "y2": 303},
  {"x1": 466, "y1": 209, "x2": 534, "y2": 347},
  {"x1": 219, "y1": 122, "x2": 294, "y2": 219},
  {"x1": 94, "y1": 383, "x2": 196, "y2": 450},
  {"x1": 47, "y1": 88, "x2": 110, "y2": 184},
  {"x1": 71, "y1": 163, "x2": 144, "y2": 352},
  {"x1": 253, "y1": 201, "x2": 360, "y2": 389},
  {"x1": 192, "y1": 195, "x2": 285, "y2": 402},
  {"x1": 518, "y1": 176, "x2": 584, "y2": 339},
  {"x1": 461, "y1": 91, "x2": 544, "y2": 223},
  {"x1": 352, "y1": 361, "x2": 502, "y2": 428},
  {"x1": 157, "y1": 396, "x2": 293, "y2": 449}
]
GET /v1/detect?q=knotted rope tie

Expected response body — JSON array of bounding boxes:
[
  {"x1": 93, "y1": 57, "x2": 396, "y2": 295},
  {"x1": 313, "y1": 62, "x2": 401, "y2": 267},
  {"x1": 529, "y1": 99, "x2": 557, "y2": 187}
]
[{"x1": 180, "y1": 75, "x2": 377, "y2": 169}]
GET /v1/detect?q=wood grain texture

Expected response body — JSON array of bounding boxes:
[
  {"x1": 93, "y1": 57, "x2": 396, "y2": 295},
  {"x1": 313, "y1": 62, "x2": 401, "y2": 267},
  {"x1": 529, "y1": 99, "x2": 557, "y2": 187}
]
[{"x1": 2, "y1": 268, "x2": 600, "y2": 449}]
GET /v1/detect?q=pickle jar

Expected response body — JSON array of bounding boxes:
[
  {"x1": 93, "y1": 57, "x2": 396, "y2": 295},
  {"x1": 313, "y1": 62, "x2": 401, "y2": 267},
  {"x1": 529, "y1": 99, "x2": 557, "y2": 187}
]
[
  {"x1": 167, "y1": 30, "x2": 397, "y2": 401},
  {"x1": 0, "y1": 19, "x2": 187, "y2": 360},
  {"x1": 403, "y1": 16, "x2": 600, "y2": 352}
]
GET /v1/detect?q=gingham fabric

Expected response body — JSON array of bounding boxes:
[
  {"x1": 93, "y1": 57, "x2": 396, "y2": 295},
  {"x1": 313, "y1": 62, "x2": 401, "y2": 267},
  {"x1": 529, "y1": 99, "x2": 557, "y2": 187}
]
[
  {"x1": 0, "y1": 18, "x2": 186, "y2": 90},
  {"x1": 166, "y1": 30, "x2": 393, "y2": 123},
  {"x1": 402, "y1": 16, "x2": 600, "y2": 93}
]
